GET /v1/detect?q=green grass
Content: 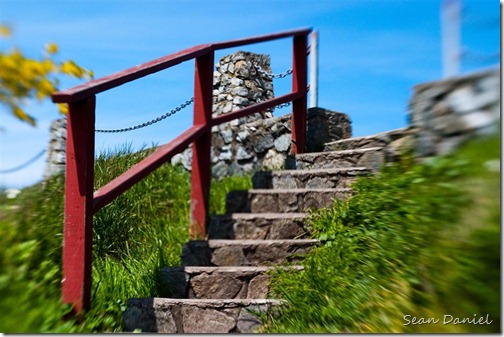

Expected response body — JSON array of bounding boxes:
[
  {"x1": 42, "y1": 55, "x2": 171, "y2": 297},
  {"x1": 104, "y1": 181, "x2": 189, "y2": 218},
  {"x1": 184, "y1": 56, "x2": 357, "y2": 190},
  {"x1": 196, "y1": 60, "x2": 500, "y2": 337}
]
[
  {"x1": 0, "y1": 145, "x2": 251, "y2": 333},
  {"x1": 263, "y1": 134, "x2": 500, "y2": 333},
  {"x1": 1, "y1": 135, "x2": 499, "y2": 333}
]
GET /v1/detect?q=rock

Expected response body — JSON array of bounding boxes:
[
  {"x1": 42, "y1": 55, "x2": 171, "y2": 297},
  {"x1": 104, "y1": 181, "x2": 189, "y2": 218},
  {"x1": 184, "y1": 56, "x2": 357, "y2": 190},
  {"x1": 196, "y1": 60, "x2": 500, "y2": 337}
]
[
  {"x1": 262, "y1": 149, "x2": 285, "y2": 170},
  {"x1": 212, "y1": 161, "x2": 229, "y2": 178},
  {"x1": 218, "y1": 146, "x2": 232, "y2": 161},
  {"x1": 223, "y1": 101, "x2": 233, "y2": 113},
  {"x1": 212, "y1": 246, "x2": 249, "y2": 266},
  {"x1": 181, "y1": 241, "x2": 212, "y2": 267},
  {"x1": 247, "y1": 274, "x2": 270, "y2": 299},
  {"x1": 236, "y1": 308, "x2": 262, "y2": 333},
  {"x1": 232, "y1": 86, "x2": 249, "y2": 97},
  {"x1": 181, "y1": 306, "x2": 237, "y2": 333},
  {"x1": 235, "y1": 60, "x2": 250, "y2": 78},
  {"x1": 274, "y1": 134, "x2": 291, "y2": 152},
  {"x1": 233, "y1": 96, "x2": 249, "y2": 106},
  {"x1": 254, "y1": 134, "x2": 274, "y2": 153},
  {"x1": 221, "y1": 128, "x2": 233, "y2": 144},
  {"x1": 237, "y1": 130, "x2": 250, "y2": 142},
  {"x1": 190, "y1": 273, "x2": 243, "y2": 299},
  {"x1": 236, "y1": 146, "x2": 254, "y2": 161}
]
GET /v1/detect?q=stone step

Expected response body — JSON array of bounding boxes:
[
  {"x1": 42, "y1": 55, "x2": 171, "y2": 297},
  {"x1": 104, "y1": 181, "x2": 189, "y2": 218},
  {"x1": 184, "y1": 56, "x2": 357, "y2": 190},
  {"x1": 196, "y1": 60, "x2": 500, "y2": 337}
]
[
  {"x1": 208, "y1": 213, "x2": 310, "y2": 240},
  {"x1": 123, "y1": 298, "x2": 284, "y2": 333},
  {"x1": 322, "y1": 127, "x2": 415, "y2": 163},
  {"x1": 159, "y1": 265, "x2": 304, "y2": 300},
  {"x1": 252, "y1": 167, "x2": 370, "y2": 190},
  {"x1": 181, "y1": 239, "x2": 319, "y2": 267},
  {"x1": 226, "y1": 188, "x2": 352, "y2": 213},
  {"x1": 323, "y1": 127, "x2": 413, "y2": 152},
  {"x1": 295, "y1": 147, "x2": 384, "y2": 172}
]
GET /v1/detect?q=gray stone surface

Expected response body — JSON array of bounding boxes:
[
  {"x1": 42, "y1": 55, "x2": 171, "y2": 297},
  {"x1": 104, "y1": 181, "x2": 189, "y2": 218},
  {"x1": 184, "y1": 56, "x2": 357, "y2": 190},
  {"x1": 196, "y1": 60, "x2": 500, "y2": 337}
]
[
  {"x1": 211, "y1": 245, "x2": 249, "y2": 267},
  {"x1": 174, "y1": 107, "x2": 352, "y2": 178},
  {"x1": 190, "y1": 272, "x2": 243, "y2": 299},
  {"x1": 160, "y1": 266, "x2": 303, "y2": 301},
  {"x1": 226, "y1": 188, "x2": 352, "y2": 213},
  {"x1": 323, "y1": 127, "x2": 416, "y2": 162},
  {"x1": 174, "y1": 52, "x2": 353, "y2": 178},
  {"x1": 181, "y1": 305, "x2": 238, "y2": 333},
  {"x1": 323, "y1": 127, "x2": 413, "y2": 152},
  {"x1": 252, "y1": 167, "x2": 370, "y2": 189},
  {"x1": 123, "y1": 298, "x2": 284, "y2": 333},
  {"x1": 409, "y1": 68, "x2": 500, "y2": 156},
  {"x1": 180, "y1": 240, "x2": 212, "y2": 267},
  {"x1": 213, "y1": 51, "x2": 274, "y2": 123},
  {"x1": 44, "y1": 118, "x2": 67, "y2": 180},
  {"x1": 237, "y1": 307, "x2": 263, "y2": 333},
  {"x1": 247, "y1": 273, "x2": 270, "y2": 299},
  {"x1": 207, "y1": 213, "x2": 310, "y2": 240},
  {"x1": 295, "y1": 147, "x2": 385, "y2": 172},
  {"x1": 182, "y1": 239, "x2": 318, "y2": 267},
  {"x1": 232, "y1": 188, "x2": 352, "y2": 213}
]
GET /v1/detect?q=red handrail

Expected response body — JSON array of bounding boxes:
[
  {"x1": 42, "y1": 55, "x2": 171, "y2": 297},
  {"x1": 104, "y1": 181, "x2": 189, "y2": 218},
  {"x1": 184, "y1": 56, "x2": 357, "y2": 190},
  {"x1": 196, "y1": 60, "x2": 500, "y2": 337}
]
[{"x1": 51, "y1": 27, "x2": 311, "y2": 313}]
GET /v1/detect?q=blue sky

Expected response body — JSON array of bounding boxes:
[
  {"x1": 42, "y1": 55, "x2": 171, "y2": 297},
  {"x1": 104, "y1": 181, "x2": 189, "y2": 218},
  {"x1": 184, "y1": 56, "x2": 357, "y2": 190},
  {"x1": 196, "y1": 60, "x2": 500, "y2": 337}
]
[{"x1": 0, "y1": 0, "x2": 500, "y2": 188}]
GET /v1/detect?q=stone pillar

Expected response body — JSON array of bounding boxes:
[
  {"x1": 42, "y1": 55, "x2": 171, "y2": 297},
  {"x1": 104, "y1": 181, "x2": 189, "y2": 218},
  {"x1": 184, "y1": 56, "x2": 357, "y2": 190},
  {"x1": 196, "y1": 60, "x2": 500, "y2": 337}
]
[
  {"x1": 44, "y1": 117, "x2": 67, "y2": 180},
  {"x1": 173, "y1": 51, "x2": 353, "y2": 178},
  {"x1": 212, "y1": 51, "x2": 274, "y2": 124},
  {"x1": 173, "y1": 51, "x2": 278, "y2": 174}
]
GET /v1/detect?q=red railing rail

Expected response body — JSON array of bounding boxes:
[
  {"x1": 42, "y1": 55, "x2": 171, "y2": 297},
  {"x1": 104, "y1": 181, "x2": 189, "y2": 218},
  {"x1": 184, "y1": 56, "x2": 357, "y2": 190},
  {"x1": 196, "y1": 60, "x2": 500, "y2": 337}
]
[{"x1": 52, "y1": 27, "x2": 311, "y2": 313}]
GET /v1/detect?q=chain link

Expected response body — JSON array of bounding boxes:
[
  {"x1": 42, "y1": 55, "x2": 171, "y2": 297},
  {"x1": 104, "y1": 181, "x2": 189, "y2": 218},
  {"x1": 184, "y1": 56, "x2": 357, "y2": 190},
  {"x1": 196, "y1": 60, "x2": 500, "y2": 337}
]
[
  {"x1": 0, "y1": 149, "x2": 46, "y2": 174},
  {"x1": 253, "y1": 63, "x2": 293, "y2": 79},
  {"x1": 275, "y1": 101, "x2": 292, "y2": 109},
  {"x1": 95, "y1": 64, "x2": 297, "y2": 132},
  {"x1": 95, "y1": 98, "x2": 194, "y2": 133}
]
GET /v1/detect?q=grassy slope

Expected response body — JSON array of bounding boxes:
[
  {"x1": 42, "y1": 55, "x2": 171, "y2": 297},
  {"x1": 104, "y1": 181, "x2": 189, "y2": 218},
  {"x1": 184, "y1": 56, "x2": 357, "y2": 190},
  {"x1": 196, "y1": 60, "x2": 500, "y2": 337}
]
[
  {"x1": 264, "y1": 134, "x2": 500, "y2": 333},
  {"x1": 0, "y1": 135, "x2": 499, "y2": 333},
  {"x1": 0, "y1": 146, "x2": 251, "y2": 332}
]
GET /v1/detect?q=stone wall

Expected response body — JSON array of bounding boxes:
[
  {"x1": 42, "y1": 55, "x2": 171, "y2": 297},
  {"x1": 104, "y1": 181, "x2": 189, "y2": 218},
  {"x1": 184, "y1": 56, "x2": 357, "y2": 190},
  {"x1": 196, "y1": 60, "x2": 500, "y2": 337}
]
[
  {"x1": 173, "y1": 108, "x2": 352, "y2": 178},
  {"x1": 44, "y1": 118, "x2": 67, "y2": 180},
  {"x1": 212, "y1": 51, "x2": 274, "y2": 123},
  {"x1": 172, "y1": 51, "x2": 352, "y2": 177},
  {"x1": 409, "y1": 69, "x2": 500, "y2": 157}
]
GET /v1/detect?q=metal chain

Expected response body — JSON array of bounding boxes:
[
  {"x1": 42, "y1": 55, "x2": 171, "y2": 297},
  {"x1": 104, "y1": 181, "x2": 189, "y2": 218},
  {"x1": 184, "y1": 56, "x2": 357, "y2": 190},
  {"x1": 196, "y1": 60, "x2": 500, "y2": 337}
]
[
  {"x1": 275, "y1": 101, "x2": 292, "y2": 109},
  {"x1": 274, "y1": 84, "x2": 310, "y2": 110},
  {"x1": 95, "y1": 64, "x2": 301, "y2": 132},
  {"x1": 95, "y1": 97, "x2": 194, "y2": 133},
  {"x1": 253, "y1": 63, "x2": 293, "y2": 79},
  {"x1": 0, "y1": 149, "x2": 46, "y2": 174}
]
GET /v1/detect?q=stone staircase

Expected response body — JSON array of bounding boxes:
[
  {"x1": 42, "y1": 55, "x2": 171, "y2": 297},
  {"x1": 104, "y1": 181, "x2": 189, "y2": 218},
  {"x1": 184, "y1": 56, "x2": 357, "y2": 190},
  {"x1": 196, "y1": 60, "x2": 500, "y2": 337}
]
[{"x1": 122, "y1": 127, "x2": 413, "y2": 333}]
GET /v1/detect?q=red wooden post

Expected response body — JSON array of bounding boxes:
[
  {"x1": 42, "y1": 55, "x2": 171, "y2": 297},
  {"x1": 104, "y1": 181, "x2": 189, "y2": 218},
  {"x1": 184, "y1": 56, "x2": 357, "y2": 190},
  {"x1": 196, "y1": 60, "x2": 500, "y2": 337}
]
[
  {"x1": 190, "y1": 51, "x2": 214, "y2": 239},
  {"x1": 291, "y1": 34, "x2": 308, "y2": 154},
  {"x1": 62, "y1": 96, "x2": 96, "y2": 313}
]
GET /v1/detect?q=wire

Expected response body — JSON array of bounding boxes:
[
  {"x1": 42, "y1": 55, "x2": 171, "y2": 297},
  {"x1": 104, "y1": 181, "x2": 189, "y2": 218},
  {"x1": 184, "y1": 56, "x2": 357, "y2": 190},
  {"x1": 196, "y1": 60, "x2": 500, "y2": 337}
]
[{"x1": 0, "y1": 149, "x2": 46, "y2": 174}]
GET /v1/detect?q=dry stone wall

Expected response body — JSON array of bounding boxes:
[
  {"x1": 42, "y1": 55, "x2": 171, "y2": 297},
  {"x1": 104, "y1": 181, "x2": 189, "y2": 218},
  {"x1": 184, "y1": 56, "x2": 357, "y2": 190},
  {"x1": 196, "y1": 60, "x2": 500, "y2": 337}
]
[
  {"x1": 172, "y1": 108, "x2": 352, "y2": 178},
  {"x1": 409, "y1": 69, "x2": 500, "y2": 157},
  {"x1": 44, "y1": 118, "x2": 67, "y2": 180},
  {"x1": 173, "y1": 50, "x2": 352, "y2": 177},
  {"x1": 212, "y1": 51, "x2": 274, "y2": 123}
]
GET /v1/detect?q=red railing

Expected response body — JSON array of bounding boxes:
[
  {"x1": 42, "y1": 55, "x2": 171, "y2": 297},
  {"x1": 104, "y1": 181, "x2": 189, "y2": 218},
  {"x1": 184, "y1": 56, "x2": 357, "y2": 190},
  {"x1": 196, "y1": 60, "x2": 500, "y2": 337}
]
[{"x1": 52, "y1": 27, "x2": 311, "y2": 313}]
